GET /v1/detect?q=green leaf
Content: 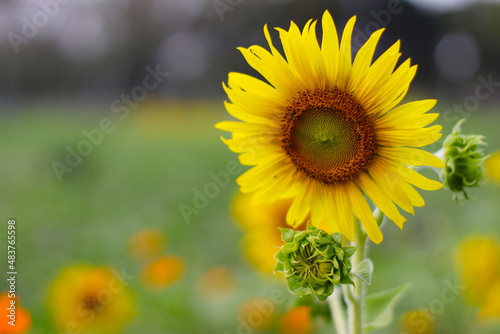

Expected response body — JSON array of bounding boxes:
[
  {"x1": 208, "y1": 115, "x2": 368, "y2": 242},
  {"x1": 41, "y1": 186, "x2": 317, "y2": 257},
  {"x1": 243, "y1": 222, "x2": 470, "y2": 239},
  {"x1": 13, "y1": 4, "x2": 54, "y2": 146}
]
[
  {"x1": 306, "y1": 222, "x2": 317, "y2": 231},
  {"x1": 279, "y1": 227, "x2": 297, "y2": 243},
  {"x1": 339, "y1": 275, "x2": 354, "y2": 285},
  {"x1": 275, "y1": 250, "x2": 288, "y2": 263},
  {"x1": 287, "y1": 276, "x2": 301, "y2": 290},
  {"x1": 331, "y1": 232, "x2": 343, "y2": 245},
  {"x1": 363, "y1": 283, "x2": 413, "y2": 332},
  {"x1": 281, "y1": 242, "x2": 299, "y2": 254},
  {"x1": 316, "y1": 292, "x2": 328, "y2": 302},
  {"x1": 350, "y1": 259, "x2": 374, "y2": 286},
  {"x1": 343, "y1": 246, "x2": 357, "y2": 257},
  {"x1": 293, "y1": 230, "x2": 308, "y2": 242},
  {"x1": 274, "y1": 261, "x2": 284, "y2": 273}
]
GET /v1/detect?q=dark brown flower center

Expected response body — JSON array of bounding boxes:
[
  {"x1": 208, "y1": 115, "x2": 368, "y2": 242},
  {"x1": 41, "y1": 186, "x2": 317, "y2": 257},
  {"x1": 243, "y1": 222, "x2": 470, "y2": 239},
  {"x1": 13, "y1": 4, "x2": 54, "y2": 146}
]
[
  {"x1": 281, "y1": 88, "x2": 378, "y2": 185},
  {"x1": 83, "y1": 295, "x2": 102, "y2": 311}
]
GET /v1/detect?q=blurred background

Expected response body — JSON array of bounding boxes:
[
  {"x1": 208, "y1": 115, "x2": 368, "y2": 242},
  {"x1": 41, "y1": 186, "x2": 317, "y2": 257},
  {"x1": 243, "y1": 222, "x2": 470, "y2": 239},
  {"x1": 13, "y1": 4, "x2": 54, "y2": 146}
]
[{"x1": 1, "y1": 0, "x2": 500, "y2": 333}]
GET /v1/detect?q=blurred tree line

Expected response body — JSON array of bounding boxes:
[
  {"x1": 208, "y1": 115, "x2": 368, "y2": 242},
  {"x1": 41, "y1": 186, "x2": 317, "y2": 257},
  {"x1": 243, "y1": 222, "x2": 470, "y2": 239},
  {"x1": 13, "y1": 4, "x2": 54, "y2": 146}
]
[{"x1": 0, "y1": 0, "x2": 499, "y2": 104}]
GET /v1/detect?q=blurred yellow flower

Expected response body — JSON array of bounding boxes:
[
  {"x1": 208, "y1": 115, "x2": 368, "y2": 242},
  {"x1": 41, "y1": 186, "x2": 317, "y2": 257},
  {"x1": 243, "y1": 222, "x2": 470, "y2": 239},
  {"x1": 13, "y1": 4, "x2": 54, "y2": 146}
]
[
  {"x1": 141, "y1": 255, "x2": 184, "y2": 289},
  {"x1": 278, "y1": 306, "x2": 313, "y2": 334},
  {"x1": 47, "y1": 265, "x2": 135, "y2": 334},
  {"x1": 455, "y1": 236, "x2": 500, "y2": 305},
  {"x1": 478, "y1": 280, "x2": 500, "y2": 319},
  {"x1": 132, "y1": 99, "x2": 175, "y2": 141},
  {"x1": 400, "y1": 309, "x2": 435, "y2": 334},
  {"x1": 197, "y1": 267, "x2": 235, "y2": 300},
  {"x1": 233, "y1": 192, "x2": 306, "y2": 274},
  {"x1": 485, "y1": 151, "x2": 500, "y2": 183},
  {"x1": 1, "y1": 292, "x2": 32, "y2": 333},
  {"x1": 128, "y1": 228, "x2": 166, "y2": 260},
  {"x1": 238, "y1": 298, "x2": 276, "y2": 332}
]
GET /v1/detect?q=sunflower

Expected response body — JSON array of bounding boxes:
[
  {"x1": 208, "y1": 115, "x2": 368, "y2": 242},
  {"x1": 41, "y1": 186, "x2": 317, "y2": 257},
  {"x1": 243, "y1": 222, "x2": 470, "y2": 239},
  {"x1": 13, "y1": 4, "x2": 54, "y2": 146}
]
[
  {"x1": 216, "y1": 11, "x2": 444, "y2": 243},
  {"x1": 47, "y1": 265, "x2": 135, "y2": 334},
  {"x1": 232, "y1": 191, "x2": 306, "y2": 273}
]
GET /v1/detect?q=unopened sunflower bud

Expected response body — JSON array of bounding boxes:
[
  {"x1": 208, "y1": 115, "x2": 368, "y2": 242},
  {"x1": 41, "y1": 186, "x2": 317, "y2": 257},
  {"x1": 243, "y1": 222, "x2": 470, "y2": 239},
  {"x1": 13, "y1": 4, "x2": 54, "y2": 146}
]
[
  {"x1": 441, "y1": 119, "x2": 487, "y2": 200},
  {"x1": 274, "y1": 224, "x2": 355, "y2": 302}
]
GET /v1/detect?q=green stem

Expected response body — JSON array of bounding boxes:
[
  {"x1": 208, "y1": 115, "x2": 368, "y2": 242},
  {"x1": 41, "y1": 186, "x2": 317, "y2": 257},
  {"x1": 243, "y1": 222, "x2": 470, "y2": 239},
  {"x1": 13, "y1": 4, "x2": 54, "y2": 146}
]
[
  {"x1": 347, "y1": 217, "x2": 367, "y2": 334},
  {"x1": 328, "y1": 289, "x2": 348, "y2": 334}
]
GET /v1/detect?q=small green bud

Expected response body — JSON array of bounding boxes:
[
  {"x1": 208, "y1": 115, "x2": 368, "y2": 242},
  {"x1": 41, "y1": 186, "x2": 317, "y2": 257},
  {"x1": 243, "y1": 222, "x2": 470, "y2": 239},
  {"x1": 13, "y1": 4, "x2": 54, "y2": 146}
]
[
  {"x1": 441, "y1": 119, "x2": 488, "y2": 200},
  {"x1": 274, "y1": 224, "x2": 355, "y2": 302}
]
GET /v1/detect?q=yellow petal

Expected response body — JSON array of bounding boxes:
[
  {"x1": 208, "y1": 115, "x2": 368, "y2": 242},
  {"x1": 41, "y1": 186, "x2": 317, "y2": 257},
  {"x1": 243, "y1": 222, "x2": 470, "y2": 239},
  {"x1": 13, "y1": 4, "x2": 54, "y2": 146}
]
[
  {"x1": 286, "y1": 180, "x2": 312, "y2": 227},
  {"x1": 353, "y1": 50, "x2": 401, "y2": 105},
  {"x1": 276, "y1": 22, "x2": 312, "y2": 90},
  {"x1": 357, "y1": 40, "x2": 401, "y2": 96},
  {"x1": 348, "y1": 28, "x2": 385, "y2": 92},
  {"x1": 321, "y1": 184, "x2": 342, "y2": 233},
  {"x1": 334, "y1": 184, "x2": 355, "y2": 241},
  {"x1": 321, "y1": 10, "x2": 340, "y2": 87},
  {"x1": 238, "y1": 46, "x2": 298, "y2": 98},
  {"x1": 376, "y1": 99, "x2": 439, "y2": 130},
  {"x1": 355, "y1": 173, "x2": 406, "y2": 229},
  {"x1": 310, "y1": 182, "x2": 325, "y2": 227},
  {"x1": 364, "y1": 59, "x2": 416, "y2": 116},
  {"x1": 377, "y1": 125, "x2": 443, "y2": 147},
  {"x1": 368, "y1": 159, "x2": 414, "y2": 215},
  {"x1": 398, "y1": 181, "x2": 425, "y2": 207},
  {"x1": 336, "y1": 16, "x2": 356, "y2": 89},
  {"x1": 215, "y1": 121, "x2": 270, "y2": 134},
  {"x1": 344, "y1": 182, "x2": 383, "y2": 244},
  {"x1": 303, "y1": 20, "x2": 327, "y2": 88},
  {"x1": 378, "y1": 146, "x2": 445, "y2": 168},
  {"x1": 382, "y1": 160, "x2": 443, "y2": 191}
]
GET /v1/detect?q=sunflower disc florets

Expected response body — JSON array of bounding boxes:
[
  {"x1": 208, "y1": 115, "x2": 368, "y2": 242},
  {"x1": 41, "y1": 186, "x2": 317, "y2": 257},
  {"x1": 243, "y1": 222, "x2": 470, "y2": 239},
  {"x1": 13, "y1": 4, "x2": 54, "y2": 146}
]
[
  {"x1": 274, "y1": 224, "x2": 356, "y2": 302},
  {"x1": 441, "y1": 119, "x2": 488, "y2": 199}
]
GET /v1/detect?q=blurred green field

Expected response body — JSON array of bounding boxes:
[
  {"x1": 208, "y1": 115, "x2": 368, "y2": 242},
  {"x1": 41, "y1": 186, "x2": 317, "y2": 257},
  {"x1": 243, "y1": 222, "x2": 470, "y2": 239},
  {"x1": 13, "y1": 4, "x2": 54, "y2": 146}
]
[{"x1": 1, "y1": 100, "x2": 499, "y2": 334}]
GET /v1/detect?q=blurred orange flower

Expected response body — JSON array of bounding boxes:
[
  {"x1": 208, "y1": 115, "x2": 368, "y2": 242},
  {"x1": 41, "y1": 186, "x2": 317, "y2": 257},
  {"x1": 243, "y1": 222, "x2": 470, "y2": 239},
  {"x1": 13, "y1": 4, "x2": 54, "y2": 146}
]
[
  {"x1": 197, "y1": 267, "x2": 235, "y2": 300},
  {"x1": 47, "y1": 265, "x2": 135, "y2": 334},
  {"x1": 232, "y1": 192, "x2": 306, "y2": 274},
  {"x1": 128, "y1": 228, "x2": 166, "y2": 260},
  {"x1": 400, "y1": 309, "x2": 435, "y2": 334},
  {"x1": 141, "y1": 255, "x2": 184, "y2": 289},
  {"x1": 0, "y1": 292, "x2": 31, "y2": 333},
  {"x1": 278, "y1": 306, "x2": 313, "y2": 334},
  {"x1": 238, "y1": 298, "x2": 276, "y2": 332}
]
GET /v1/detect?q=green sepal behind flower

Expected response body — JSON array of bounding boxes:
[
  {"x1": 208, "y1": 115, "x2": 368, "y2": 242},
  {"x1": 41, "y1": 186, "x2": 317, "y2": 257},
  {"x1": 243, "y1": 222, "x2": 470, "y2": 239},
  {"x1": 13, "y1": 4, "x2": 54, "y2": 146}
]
[
  {"x1": 274, "y1": 224, "x2": 355, "y2": 302},
  {"x1": 441, "y1": 119, "x2": 488, "y2": 200}
]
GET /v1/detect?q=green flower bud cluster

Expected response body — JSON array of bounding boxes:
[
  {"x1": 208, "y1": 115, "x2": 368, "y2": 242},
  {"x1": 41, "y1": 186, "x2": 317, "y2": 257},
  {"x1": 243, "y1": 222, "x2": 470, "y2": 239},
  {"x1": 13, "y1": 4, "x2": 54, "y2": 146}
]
[
  {"x1": 441, "y1": 119, "x2": 488, "y2": 199},
  {"x1": 274, "y1": 224, "x2": 356, "y2": 302}
]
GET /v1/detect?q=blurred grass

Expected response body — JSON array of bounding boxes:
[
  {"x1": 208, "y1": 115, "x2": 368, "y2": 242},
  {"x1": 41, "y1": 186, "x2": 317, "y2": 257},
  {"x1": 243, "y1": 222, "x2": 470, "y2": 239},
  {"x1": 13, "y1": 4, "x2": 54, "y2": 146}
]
[{"x1": 0, "y1": 100, "x2": 499, "y2": 333}]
